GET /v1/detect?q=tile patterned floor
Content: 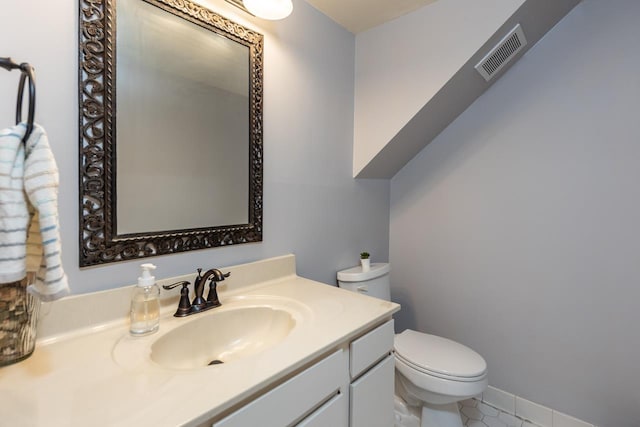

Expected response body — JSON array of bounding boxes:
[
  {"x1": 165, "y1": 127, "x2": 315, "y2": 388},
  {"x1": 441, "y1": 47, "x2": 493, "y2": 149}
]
[{"x1": 460, "y1": 398, "x2": 539, "y2": 427}]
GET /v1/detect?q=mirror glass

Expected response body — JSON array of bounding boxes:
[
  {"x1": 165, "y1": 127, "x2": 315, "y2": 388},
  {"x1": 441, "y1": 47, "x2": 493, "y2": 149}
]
[
  {"x1": 116, "y1": 0, "x2": 249, "y2": 234},
  {"x1": 78, "y1": 0, "x2": 263, "y2": 266}
]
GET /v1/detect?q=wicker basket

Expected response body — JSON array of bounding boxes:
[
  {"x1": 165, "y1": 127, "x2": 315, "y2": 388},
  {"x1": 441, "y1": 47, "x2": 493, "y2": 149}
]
[{"x1": 0, "y1": 278, "x2": 40, "y2": 366}]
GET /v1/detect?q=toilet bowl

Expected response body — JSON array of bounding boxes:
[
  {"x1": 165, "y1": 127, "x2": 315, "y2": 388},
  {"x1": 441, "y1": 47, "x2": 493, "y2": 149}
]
[
  {"x1": 337, "y1": 263, "x2": 488, "y2": 427},
  {"x1": 394, "y1": 330, "x2": 487, "y2": 427}
]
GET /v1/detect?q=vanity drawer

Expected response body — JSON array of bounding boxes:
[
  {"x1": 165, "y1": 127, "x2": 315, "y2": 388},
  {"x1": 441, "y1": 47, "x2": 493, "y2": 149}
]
[
  {"x1": 350, "y1": 319, "x2": 394, "y2": 378},
  {"x1": 213, "y1": 349, "x2": 346, "y2": 427}
]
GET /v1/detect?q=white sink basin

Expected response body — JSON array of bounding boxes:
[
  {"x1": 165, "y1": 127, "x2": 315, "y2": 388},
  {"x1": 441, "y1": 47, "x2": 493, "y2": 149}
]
[
  {"x1": 151, "y1": 306, "x2": 295, "y2": 370},
  {"x1": 112, "y1": 295, "x2": 311, "y2": 371}
]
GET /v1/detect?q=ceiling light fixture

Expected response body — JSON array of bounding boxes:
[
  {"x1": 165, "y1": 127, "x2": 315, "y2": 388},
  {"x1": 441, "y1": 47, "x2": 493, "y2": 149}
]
[{"x1": 226, "y1": 0, "x2": 293, "y2": 20}]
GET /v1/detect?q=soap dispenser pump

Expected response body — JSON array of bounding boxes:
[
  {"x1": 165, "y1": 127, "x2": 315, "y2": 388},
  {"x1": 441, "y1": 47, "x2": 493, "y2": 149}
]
[{"x1": 130, "y1": 263, "x2": 160, "y2": 336}]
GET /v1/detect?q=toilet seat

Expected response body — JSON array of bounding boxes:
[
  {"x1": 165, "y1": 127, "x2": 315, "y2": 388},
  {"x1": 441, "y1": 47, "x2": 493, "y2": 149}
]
[
  {"x1": 394, "y1": 330, "x2": 487, "y2": 382},
  {"x1": 395, "y1": 353, "x2": 486, "y2": 382}
]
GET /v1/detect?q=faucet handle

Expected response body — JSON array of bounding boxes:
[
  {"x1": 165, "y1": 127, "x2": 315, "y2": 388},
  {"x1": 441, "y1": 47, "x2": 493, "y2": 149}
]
[
  {"x1": 163, "y1": 281, "x2": 192, "y2": 317},
  {"x1": 212, "y1": 270, "x2": 231, "y2": 282},
  {"x1": 162, "y1": 280, "x2": 190, "y2": 290}
]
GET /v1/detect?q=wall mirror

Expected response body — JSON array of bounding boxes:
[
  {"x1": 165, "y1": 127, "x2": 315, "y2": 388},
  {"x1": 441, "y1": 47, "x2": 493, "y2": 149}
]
[{"x1": 79, "y1": 0, "x2": 263, "y2": 266}]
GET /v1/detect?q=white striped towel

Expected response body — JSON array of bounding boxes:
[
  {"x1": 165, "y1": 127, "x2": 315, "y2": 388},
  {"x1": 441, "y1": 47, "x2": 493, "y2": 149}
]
[{"x1": 0, "y1": 123, "x2": 69, "y2": 301}]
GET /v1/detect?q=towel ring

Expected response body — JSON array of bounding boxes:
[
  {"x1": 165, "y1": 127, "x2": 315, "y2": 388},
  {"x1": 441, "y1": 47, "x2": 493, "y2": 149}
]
[
  {"x1": 16, "y1": 65, "x2": 36, "y2": 143},
  {"x1": 0, "y1": 57, "x2": 37, "y2": 143}
]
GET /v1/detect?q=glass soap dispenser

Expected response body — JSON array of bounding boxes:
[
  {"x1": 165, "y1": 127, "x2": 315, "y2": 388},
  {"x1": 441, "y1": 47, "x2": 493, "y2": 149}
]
[{"x1": 130, "y1": 263, "x2": 160, "y2": 336}]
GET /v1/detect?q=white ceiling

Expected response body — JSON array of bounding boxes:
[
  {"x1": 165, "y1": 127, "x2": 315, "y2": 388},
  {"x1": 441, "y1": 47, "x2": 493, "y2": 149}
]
[{"x1": 305, "y1": 0, "x2": 438, "y2": 33}]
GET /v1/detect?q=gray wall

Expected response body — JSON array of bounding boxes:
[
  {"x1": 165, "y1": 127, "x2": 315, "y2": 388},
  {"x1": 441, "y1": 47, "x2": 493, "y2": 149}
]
[
  {"x1": 0, "y1": 0, "x2": 389, "y2": 294},
  {"x1": 390, "y1": 1, "x2": 640, "y2": 426},
  {"x1": 353, "y1": 0, "x2": 522, "y2": 176}
]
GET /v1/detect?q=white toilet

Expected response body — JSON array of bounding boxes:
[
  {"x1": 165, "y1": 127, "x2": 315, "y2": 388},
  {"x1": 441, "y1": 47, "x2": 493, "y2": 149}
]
[{"x1": 337, "y1": 263, "x2": 488, "y2": 427}]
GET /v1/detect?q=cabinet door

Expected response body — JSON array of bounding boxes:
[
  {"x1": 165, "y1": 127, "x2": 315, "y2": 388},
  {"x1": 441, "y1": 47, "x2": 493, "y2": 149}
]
[{"x1": 350, "y1": 354, "x2": 394, "y2": 427}]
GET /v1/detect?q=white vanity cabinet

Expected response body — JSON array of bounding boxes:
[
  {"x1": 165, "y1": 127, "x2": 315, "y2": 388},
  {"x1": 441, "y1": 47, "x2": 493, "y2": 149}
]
[
  {"x1": 3, "y1": 255, "x2": 402, "y2": 427},
  {"x1": 209, "y1": 319, "x2": 395, "y2": 427}
]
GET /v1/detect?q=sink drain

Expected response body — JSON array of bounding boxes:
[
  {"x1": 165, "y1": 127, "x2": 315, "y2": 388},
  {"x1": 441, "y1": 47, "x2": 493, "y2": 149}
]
[{"x1": 208, "y1": 359, "x2": 224, "y2": 366}]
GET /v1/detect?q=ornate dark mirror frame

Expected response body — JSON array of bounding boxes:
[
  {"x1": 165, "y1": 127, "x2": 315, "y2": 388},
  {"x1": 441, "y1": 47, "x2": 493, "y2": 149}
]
[{"x1": 79, "y1": 0, "x2": 263, "y2": 267}]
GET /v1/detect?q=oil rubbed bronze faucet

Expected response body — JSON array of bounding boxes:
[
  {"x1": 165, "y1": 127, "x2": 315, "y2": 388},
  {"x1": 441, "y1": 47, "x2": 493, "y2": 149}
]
[{"x1": 163, "y1": 268, "x2": 231, "y2": 317}]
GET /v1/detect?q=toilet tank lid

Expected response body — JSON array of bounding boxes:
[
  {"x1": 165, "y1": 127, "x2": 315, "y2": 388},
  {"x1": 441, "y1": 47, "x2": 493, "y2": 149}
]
[{"x1": 337, "y1": 263, "x2": 390, "y2": 282}]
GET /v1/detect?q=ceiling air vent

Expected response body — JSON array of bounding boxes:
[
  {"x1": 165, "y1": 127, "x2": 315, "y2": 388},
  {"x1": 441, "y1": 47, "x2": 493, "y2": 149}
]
[{"x1": 475, "y1": 24, "x2": 527, "y2": 81}]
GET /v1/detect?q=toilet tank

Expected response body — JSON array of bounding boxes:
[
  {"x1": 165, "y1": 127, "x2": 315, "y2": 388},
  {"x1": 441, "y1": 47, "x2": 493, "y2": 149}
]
[{"x1": 337, "y1": 263, "x2": 391, "y2": 301}]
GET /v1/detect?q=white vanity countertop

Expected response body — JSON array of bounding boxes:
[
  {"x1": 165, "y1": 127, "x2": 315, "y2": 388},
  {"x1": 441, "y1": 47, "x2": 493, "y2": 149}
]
[{"x1": 0, "y1": 255, "x2": 399, "y2": 427}]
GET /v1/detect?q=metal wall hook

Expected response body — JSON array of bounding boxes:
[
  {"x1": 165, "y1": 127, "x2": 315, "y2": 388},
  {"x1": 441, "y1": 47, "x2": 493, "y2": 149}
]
[{"x1": 0, "y1": 57, "x2": 22, "y2": 72}]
